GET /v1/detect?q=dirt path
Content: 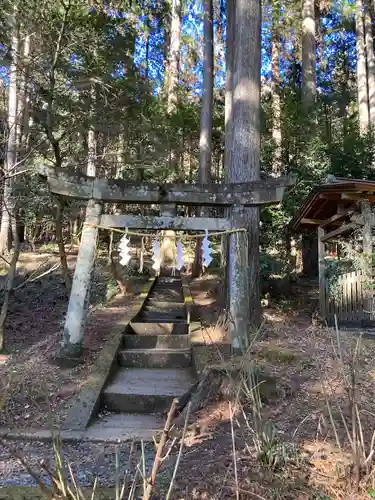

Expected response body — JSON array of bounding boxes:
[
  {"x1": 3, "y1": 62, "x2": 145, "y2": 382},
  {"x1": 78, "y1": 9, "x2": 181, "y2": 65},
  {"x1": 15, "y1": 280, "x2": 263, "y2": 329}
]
[{"x1": 0, "y1": 251, "x2": 145, "y2": 428}]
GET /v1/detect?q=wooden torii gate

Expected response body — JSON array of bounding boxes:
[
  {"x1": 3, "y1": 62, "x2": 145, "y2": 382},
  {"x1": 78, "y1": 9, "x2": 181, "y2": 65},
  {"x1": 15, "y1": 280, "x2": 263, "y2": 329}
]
[{"x1": 38, "y1": 166, "x2": 295, "y2": 358}]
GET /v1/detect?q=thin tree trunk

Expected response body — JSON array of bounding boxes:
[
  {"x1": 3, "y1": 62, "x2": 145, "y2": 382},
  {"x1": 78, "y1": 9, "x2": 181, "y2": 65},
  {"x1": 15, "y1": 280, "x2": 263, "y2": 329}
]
[
  {"x1": 56, "y1": 199, "x2": 71, "y2": 289},
  {"x1": 0, "y1": 219, "x2": 20, "y2": 351},
  {"x1": 110, "y1": 251, "x2": 127, "y2": 295},
  {"x1": 0, "y1": 8, "x2": 19, "y2": 254},
  {"x1": 167, "y1": 0, "x2": 181, "y2": 114},
  {"x1": 271, "y1": 19, "x2": 281, "y2": 177},
  {"x1": 192, "y1": 0, "x2": 214, "y2": 278},
  {"x1": 87, "y1": 124, "x2": 96, "y2": 177},
  {"x1": 356, "y1": 0, "x2": 370, "y2": 134},
  {"x1": 16, "y1": 33, "x2": 30, "y2": 159},
  {"x1": 301, "y1": 0, "x2": 317, "y2": 112},
  {"x1": 364, "y1": 0, "x2": 375, "y2": 126}
]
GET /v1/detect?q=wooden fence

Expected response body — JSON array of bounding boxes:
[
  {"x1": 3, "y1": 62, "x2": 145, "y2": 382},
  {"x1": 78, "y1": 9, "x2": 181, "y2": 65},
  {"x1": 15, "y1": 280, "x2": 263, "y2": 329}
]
[{"x1": 324, "y1": 270, "x2": 375, "y2": 326}]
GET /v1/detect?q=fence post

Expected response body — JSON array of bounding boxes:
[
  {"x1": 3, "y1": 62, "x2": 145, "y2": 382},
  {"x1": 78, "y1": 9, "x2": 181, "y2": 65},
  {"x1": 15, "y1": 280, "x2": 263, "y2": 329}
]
[
  {"x1": 318, "y1": 226, "x2": 326, "y2": 320},
  {"x1": 362, "y1": 201, "x2": 373, "y2": 321}
]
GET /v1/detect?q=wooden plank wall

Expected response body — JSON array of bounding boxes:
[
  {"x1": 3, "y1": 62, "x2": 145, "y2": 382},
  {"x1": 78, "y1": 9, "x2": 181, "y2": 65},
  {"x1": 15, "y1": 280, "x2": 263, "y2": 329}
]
[{"x1": 324, "y1": 270, "x2": 373, "y2": 324}]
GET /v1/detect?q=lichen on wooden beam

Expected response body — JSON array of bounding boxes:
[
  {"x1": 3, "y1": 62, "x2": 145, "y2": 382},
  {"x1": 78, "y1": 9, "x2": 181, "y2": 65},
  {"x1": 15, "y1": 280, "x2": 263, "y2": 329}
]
[
  {"x1": 37, "y1": 165, "x2": 296, "y2": 206},
  {"x1": 100, "y1": 214, "x2": 232, "y2": 231}
]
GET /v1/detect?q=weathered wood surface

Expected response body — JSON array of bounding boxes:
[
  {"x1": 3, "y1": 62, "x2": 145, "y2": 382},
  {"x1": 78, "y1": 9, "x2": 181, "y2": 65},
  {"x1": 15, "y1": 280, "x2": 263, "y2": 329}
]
[
  {"x1": 319, "y1": 209, "x2": 355, "y2": 228},
  {"x1": 319, "y1": 222, "x2": 358, "y2": 242},
  {"x1": 100, "y1": 214, "x2": 231, "y2": 230},
  {"x1": 324, "y1": 270, "x2": 370, "y2": 324},
  {"x1": 37, "y1": 165, "x2": 296, "y2": 206},
  {"x1": 318, "y1": 227, "x2": 326, "y2": 318}
]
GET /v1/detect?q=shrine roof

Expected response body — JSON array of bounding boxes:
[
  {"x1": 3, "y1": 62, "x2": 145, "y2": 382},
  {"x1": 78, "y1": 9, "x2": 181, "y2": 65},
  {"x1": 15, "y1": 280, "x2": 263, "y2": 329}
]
[{"x1": 290, "y1": 176, "x2": 375, "y2": 232}]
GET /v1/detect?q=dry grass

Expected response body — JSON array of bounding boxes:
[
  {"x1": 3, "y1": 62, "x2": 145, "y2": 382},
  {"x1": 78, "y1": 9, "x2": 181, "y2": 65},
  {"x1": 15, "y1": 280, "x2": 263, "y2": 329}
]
[{"x1": 180, "y1": 274, "x2": 375, "y2": 499}]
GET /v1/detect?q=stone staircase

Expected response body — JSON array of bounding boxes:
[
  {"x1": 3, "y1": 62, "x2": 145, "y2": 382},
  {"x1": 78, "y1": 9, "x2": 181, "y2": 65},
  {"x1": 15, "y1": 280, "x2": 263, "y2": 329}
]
[{"x1": 92, "y1": 276, "x2": 194, "y2": 440}]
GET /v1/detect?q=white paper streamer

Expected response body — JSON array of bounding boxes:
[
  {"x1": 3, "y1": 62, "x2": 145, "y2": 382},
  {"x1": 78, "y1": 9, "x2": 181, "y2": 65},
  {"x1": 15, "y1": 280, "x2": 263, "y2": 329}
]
[
  {"x1": 118, "y1": 234, "x2": 131, "y2": 266},
  {"x1": 201, "y1": 230, "x2": 213, "y2": 267},
  {"x1": 151, "y1": 237, "x2": 161, "y2": 271}
]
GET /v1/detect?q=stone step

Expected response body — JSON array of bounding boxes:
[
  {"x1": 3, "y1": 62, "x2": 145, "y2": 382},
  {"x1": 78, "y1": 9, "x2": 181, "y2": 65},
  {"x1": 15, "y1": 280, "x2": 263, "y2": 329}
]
[
  {"x1": 118, "y1": 348, "x2": 191, "y2": 368},
  {"x1": 155, "y1": 279, "x2": 181, "y2": 284},
  {"x1": 137, "y1": 313, "x2": 187, "y2": 323},
  {"x1": 143, "y1": 304, "x2": 186, "y2": 315},
  {"x1": 144, "y1": 300, "x2": 185, "y2": 308},
  {"x1": 86, "y1": 413, "x2": 164, "y2": 442},
  {"x1": 137, "y1": 311, "x2": 186, "y2": 323},
  {"x1": 129, "y1": 322, "x2": 188, "y2": 335},
  {"x1": 102, "y1": 368, "x2": 194, "y2": 413},
  {"x1": 123, "y1": 334, "x2": 190, "y2": 350},
  {"x1": 147, "y1": 294, "x2": 184, "y2": 303}
]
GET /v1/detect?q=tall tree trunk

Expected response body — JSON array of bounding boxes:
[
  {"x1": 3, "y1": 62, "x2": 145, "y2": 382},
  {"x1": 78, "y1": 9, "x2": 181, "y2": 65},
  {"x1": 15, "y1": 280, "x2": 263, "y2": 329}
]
[
  {"x1": 167, "y1": 0, "x2": 181, "y2": 114},
  {"x1": 356, "y1": 0, "x2": 370, "y2": 134},
  {"x1": 163, "y1": 0, "x2": 182, "y2": 267},
  {"x1": 224, "y1": 0, "x2": 234, "y2": 177},
  {"x1": 229, "y1": 0, "x2": 261, "y2": 330},
  {"x1": 364, "y1": 0, "x2": 375, "y2": 126},
  {"x1": 163, "y1": 1, "x2": 172, "y2": 89},
  {"x1": 16, "y1": 33, "x2": 30, "y2": 160},
  {"x1": 301, "y1": 0, "x2": 317, "y2": 112},
  {"x1": 271, "y1": 16, "x2": 281, "y2": 177},
  {"x1": 199, "y1": 0, "x2": 213, "y2": 182},
  {"x1": 222, "y1": 0, "x2": 235, "y2": 300},
  {"x1": 0, "y1": 9, "x2": 19, "y2": 255},
  {"x1": 192, "y1": 0, "x2": 214, "y2": 278}
]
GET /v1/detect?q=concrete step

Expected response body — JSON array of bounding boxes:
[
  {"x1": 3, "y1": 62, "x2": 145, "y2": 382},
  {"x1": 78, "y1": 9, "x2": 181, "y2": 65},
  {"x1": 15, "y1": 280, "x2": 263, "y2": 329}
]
[
  {"x1": 147, "y1": 293, "x2": 184, "y2": 303},
  {"x1": 144, "y1": 300, "x2": 185, "y2": 308},
  {"x1": 118, "y1": 348, "x2": 191, "y2": 368},
  {"x1": 102, "y1": 368, "x2": 194, "y2": 413},
  {"x1": 123, "y1": 334, "x2": 190, "y2": 349},
  {"x1": 143, "y1": 304, "x2": 185, "y2": 315},
  {"x1": 138, "y1": 312, "x2": 186, "y2": 322},
  {"x1": 129, "y1": 322, "x2": 188, "y2": 335},
  {"x1": 86, "y1": 413, "x2": 164, "y2": 442},
  {"x1": 156, "y1": 278, "x2": 182, "y2": 284}
]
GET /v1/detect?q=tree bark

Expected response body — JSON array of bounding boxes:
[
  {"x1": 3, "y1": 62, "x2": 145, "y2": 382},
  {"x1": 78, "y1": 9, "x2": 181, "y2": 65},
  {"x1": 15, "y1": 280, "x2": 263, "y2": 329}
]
[
  {"x1": 192, "y1": 0, "x2": 214, "y2": 278},
  {"x1": 167, "y1": 0, "x2": 182, "y2": 114},
  {"x1": 56, "y1": 199, "x2": 71, "y2": 289},
  {"x1": 222, "y1": 0, "x2": 235, "y2": 301},
  {"x1": 0, "y1": 219, "x2": 20, "y2": 351},
  {"x1": 16, "y1": 33, "x2": 30, "y2": 159},
  {"x1": 356, "y1": 0, "x2": 370, "y2": 134},
  {"x1": 199, "y1": 0, "x2": 213, "y2": 183},
  {"x1": 87, "y1": 122, "x2": 96, "y2": 177},
  {"x1": 228, "y1": 0, "x2": 261, "y2": 337},
  {"x1": 364, "y1": 1, "x2": 375, "y2": 126},
  {"x1": 163, "y1": 1, "x2": 172, "y2": 90},
  {"x1": 301, "y1": 0, "x2": 317, "y2": 112},
  {"x1": 224, "y1": 0, "x2": 235, "y2": 176},
  {"x1": 271, "y1": 16, "x2": 282, "y2": 177},
  {"x1": 0, "y1": 8, "x2": 19, "y2": 254}
]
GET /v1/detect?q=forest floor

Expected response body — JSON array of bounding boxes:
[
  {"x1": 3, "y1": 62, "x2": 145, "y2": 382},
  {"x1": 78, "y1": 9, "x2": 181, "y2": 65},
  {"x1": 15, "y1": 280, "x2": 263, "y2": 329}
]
[
  {"x1": 0, "y1": 249, "x2": 147, "y2": 429},
  {"x1": 1, "y1": 258, "x2": 375, "y2": 498}
]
